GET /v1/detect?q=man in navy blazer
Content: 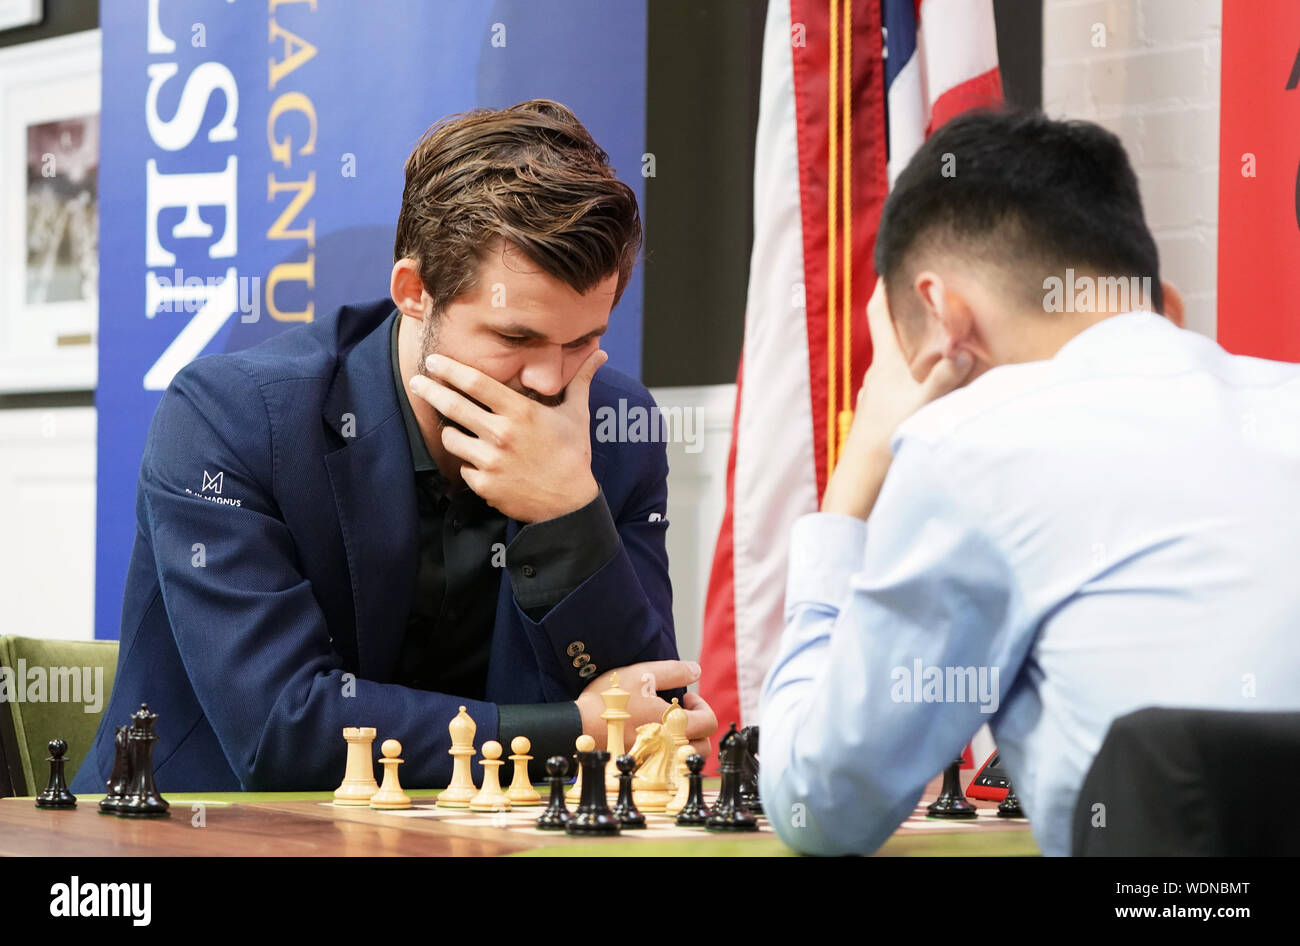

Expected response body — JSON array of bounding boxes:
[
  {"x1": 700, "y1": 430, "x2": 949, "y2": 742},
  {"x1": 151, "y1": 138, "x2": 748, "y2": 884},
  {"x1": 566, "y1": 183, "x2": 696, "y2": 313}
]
[{"x1": 74, "y1": 100, "x2": 716, "y2": 793}]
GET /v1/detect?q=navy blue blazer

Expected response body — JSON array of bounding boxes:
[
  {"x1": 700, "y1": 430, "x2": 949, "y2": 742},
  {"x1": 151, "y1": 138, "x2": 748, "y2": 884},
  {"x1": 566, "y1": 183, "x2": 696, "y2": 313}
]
[{"x1": 73, "y1": 299, "x2": 678, "y2": 793}]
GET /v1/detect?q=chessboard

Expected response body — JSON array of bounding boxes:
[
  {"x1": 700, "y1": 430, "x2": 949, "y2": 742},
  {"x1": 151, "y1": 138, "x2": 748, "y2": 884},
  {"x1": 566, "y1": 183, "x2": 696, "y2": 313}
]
[
  {"x1": 327, "y1": 790, "x2": 770, "y2": 840},
  {"x1": 0, "y1": 778, "x2": 1037, "y2": 857}
]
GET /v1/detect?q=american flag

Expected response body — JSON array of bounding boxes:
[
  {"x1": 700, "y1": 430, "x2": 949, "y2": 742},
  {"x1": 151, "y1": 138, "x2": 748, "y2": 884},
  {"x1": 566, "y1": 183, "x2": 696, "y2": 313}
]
[{"x1": 698, "y1": 0, "x2": 1003, "y2": 744}]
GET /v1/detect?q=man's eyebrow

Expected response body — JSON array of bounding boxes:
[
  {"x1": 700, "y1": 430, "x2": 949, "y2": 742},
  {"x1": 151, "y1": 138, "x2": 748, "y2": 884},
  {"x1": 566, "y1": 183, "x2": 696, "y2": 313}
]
[{"x1": 493, "y1": 322, "x2": 608, "y2": 345}]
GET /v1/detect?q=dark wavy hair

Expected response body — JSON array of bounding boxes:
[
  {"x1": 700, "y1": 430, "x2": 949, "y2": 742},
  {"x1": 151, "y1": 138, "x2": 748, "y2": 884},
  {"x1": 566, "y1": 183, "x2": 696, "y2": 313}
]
[{"x1": 394, "y1": 99, "x2": 642, "y2": 316}]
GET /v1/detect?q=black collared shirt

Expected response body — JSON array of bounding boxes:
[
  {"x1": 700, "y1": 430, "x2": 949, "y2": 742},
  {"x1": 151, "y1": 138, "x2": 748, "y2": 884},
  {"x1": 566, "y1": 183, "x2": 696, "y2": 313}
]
[{"x1": 387, "y1": 311, "x2": 619, "y2": 776}]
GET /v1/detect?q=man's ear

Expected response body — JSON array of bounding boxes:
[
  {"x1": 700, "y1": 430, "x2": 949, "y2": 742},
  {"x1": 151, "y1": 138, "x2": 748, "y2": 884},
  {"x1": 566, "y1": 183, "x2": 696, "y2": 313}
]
[
  {"x1": 391, "y1": 258, "x2": 429, "y2": 319},
  {"x1": 913, "y1": 270, "x2": 977, "y2": 356},
  {"x1": 1159, "y1": 280, "x2": 1185, "y2": 328}
]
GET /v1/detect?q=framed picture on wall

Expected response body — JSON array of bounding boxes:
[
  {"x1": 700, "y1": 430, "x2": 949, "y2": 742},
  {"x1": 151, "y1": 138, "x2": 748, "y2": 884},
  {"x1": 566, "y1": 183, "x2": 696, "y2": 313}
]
[{"x1": 0, "y1": 29, "x2": 100, "y2": 393}]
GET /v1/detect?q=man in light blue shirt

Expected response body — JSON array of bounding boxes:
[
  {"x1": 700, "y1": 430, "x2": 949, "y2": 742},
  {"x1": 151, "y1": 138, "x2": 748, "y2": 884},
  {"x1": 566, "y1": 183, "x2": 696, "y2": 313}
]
[{"x1": 759, "y1": 110, "x2": 1300, "y2": 856}]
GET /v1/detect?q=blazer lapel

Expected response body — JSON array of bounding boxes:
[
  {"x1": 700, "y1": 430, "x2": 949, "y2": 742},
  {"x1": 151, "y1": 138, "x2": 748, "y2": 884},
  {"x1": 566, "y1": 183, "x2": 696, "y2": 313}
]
[{"x1": 321, "y1": 310, "x2": 418, "y2": 680}]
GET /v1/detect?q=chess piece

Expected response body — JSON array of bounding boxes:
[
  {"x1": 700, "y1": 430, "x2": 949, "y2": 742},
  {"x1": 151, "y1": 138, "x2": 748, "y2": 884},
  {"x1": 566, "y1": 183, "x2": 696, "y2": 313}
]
[
  {"x1": 661, "y1": 698, "x2": 689, "y2": 790},
  {"x1": 333, "y1": 726, "x2": 380, "y2": 806},
  {"x1": 99, "y1": 726, "x2": 131, "y2": 815},
  {"x1": 927, "y1": 757, "x2": 977, "y2": 819},
  {"x1": 565, "y1": 748, "x2": 619, "y2": 836},
  {"x1": 437, "y1": 706, "x2": 477, "y2": 808},
  {"x1": 600, "y1": 673, "x2": 631, "y2": 792},
  {"x1": 117, "y1": 704, "x2": 170, "y2": 817},
  {"x1": 506, "y1": 736, "x2": 541, "y2": 806},
  {"x1": 675, "y1": 753, "x2": 710, "y2": 827},
  {"x1": 535, "y1": 756, "x2": 571, "y2": 830},
  {"x1": 567, "y1": 734, "x2": 596, "y2": 801},
  {"x1": 470, "y1": 740, "x2": 511, "y2": 811},
  {"x1": 997, "y1": 786, "x2": 1024, "y2": 818},
  {"x1": 611, "y1": 754, "x2": 646, "y2": 829},
  {"x1": 34, "y1": 739, "x2": 76, "y2": 809},
  {"x1": 705, "y1": 723, "x2": 757, "y2": 831},
  {"x1": 369, "y1": 739, "x2": 411, "y2": 809},
  {"x1": 628, "y1": 722, "x2": 674, "y2": 811},
  {"x1": 665, "y1": 745, "x2": 693, "y2": 815},
  {"x1": 738, "y1": 724, "x2": 762, "y2": 815}
]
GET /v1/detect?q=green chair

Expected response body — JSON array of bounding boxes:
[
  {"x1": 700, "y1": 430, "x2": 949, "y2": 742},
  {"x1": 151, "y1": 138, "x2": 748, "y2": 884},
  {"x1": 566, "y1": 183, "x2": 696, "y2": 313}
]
[{"x1": 0, "y1": 635, "x2": 118, "y2": 797}]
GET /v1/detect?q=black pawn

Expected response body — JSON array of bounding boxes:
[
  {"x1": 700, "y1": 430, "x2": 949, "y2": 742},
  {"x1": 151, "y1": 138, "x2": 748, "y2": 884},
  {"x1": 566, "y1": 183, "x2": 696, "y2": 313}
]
[
  {"x1": 927, "y1": 757, "x2": 977, "y2": 819},
  {"x1": 611, "y1": 754, "x2": 646, "y2": 829},
  {"x1": 738, "y1": 725, "x2": 762, "y2": 815},
  {"x1": 675, "y1": 753, "x2": 710, "y2": 827},
  {"x1": 997, "y1": 786, "x2": 1024, "y2": 818},
  {"x1": 117, "y1": 703, "x2": 169, "y2": 818},
  {"x1": 99, "y1": 726, "x2": 132, "y2": 815},
  {"x1": 706, "y1": 722, "x2": 758, "y2": 832},
  {"x1": 35, "y1": 739, "x2": 76, "y2": 809},
  {"x1": 535, "y1": 755, "x2": 571, "y2": 830},
  {"x1": 565, "y1": 749, "x2": 620, "y2": 836}
]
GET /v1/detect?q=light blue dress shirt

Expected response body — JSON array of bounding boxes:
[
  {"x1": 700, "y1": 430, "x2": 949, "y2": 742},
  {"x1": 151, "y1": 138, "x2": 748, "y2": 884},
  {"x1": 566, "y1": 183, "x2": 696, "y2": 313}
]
[{"x1": 759, "y1": 312, "x2": 1300, "y2": 856}]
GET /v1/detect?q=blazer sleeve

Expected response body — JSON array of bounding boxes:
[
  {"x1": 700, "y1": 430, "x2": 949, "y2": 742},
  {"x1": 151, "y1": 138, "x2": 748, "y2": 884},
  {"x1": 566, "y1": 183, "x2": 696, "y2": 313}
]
[
  {"x1": 139, "y1": 357, "x2": 498, "y2": 791},
  {"x1": 501, "y1": 394, "x2": 680, "y2": 701}
]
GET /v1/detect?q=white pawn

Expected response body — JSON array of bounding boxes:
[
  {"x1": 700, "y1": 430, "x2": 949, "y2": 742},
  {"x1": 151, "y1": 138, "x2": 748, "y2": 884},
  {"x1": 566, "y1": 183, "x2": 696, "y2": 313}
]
[
  {"x1": 470, "y1": 740, "x2": 512, "y2": 812},
  {"x1": 506, "y1": 736, "x2": 541, "y2": 806},
  {"x1": 568, "y1": 734, "x2": 596, "y2": 802},
  {"x1": 370, "y1": 739, "x2": 411, "y2": 810}
]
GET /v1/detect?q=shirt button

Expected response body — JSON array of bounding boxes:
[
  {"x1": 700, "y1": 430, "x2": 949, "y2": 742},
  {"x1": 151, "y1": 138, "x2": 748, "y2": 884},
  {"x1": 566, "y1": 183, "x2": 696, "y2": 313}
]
[
  {"x1": 452, "y1": 519, "x2": 462, "y2": 532},
  {"x1": 522, "y1": 564, "x2": 536, "y2": 578}
]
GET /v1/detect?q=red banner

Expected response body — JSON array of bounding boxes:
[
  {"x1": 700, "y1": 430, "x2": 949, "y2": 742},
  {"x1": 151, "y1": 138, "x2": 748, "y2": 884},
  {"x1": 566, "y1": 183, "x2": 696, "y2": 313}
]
[{"x1": 1217, "y1": 0, "x2": 1300, "y2": 361}]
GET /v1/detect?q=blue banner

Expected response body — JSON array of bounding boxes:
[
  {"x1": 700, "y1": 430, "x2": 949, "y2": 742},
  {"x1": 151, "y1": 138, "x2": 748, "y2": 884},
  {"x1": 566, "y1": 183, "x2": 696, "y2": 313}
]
[{"x1": 95, "y1": 0, "x2": 647, "y2": 640}]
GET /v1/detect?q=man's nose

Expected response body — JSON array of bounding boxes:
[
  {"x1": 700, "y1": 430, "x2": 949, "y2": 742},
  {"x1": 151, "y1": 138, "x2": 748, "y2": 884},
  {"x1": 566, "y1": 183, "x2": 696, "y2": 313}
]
[{"x1": 518, "y1": 347, "x2": 566, "y2": 398}]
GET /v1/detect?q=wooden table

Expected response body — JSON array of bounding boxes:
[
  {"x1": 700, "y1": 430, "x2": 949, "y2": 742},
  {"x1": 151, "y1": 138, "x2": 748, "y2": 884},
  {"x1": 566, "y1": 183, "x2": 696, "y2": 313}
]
[{"x1": 0, "y1": 775, "x2": 1038, "y2": 857}]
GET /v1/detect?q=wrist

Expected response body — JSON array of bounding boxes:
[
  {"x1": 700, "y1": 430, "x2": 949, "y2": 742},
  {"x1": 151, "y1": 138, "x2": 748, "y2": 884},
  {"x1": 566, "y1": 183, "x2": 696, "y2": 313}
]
[
  {"x1": 820, "y1": 443, "x2": 893, "y2": 520},
  {"x1": 536, "y1": 474, "x2": 599, "y2": 523},
  {"x1": 574, "y1": 695, "x2": 601, "y2": 737}
]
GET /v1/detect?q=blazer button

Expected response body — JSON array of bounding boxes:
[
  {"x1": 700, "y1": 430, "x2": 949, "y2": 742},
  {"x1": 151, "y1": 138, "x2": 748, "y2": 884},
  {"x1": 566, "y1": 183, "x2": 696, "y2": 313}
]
[
  {"x1": 578, "y1": 664, "x2": 597, "y2": 679},
  {"x1": 566, "y1": 641, "x2": 585, "y2": 657},
  {"x1": 522, "y1": 564, "x2": 537, "y2": 578}
]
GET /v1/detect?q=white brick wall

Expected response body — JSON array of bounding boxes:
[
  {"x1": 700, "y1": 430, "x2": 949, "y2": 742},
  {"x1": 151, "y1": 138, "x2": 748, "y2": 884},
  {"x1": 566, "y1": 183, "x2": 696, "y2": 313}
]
[{"x1": 1042, "y1": 0, "x2": 1221, "y2": 338}]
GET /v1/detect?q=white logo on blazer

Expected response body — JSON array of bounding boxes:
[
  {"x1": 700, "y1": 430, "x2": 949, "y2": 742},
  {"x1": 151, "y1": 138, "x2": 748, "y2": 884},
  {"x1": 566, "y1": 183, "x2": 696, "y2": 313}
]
[{"x1": 202, "y1": 470, "x2": 224, "y2": 494}]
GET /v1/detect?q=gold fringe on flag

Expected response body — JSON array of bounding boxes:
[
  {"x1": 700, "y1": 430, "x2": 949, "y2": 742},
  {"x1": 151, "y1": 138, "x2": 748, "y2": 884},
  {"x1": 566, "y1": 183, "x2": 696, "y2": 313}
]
[{"x1": 827, "y1": 0, "x2": 855, "y2": 474}]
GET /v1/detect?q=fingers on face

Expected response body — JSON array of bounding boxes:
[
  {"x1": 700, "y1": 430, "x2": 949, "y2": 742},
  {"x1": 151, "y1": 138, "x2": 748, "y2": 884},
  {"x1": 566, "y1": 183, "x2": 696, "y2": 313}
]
[
  {"x1": 439, "y1": 424, "x2": 492, "y2": 469},
  {"x1": 414, "y1": 375, "x2": 501, "y2": 442},
  {"x1": 425, "y1": 353, "x2": 515, "y2": 413},
  {"x1": 581, "y1": 347, "x2": 608, "y2": 380}
]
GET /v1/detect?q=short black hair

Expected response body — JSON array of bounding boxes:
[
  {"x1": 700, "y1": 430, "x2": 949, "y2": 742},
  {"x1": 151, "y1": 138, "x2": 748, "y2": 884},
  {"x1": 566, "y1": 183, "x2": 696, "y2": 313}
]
[{"x1": 874, "y1": 108, "x2": 1162, "y2": 315}]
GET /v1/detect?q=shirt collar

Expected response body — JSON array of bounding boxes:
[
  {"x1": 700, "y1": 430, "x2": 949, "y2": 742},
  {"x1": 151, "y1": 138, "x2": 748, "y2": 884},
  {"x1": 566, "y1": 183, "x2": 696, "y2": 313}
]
[
  {"x1": 1051, "y1": 310, "x2": 1175, "y2": 364},
  {"x1": 389, "y1": 309, "x2": 441, "y2": 476}
]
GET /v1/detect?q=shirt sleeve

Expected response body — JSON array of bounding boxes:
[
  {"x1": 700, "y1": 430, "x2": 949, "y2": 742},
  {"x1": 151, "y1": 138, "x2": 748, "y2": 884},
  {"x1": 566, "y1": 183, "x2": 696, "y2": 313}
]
[
  {"x1": 497, "y1": 701, "x2": 583, "y2": 783},
  {"x1": 505, "y1": 488, "x2": 621, "y2": 620},
  {"x1": 758, "y1": 436, "x2": 1030, "y2": 855}
]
